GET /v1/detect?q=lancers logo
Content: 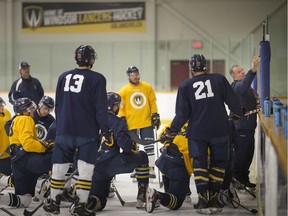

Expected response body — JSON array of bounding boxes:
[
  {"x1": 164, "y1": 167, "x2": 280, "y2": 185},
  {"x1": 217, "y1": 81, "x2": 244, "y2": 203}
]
[
  {"x1": 23, "y1": 6, "x2": 43, "y2": 30},
  {"x1": 130, "y1": 92, "x2": 147, "y2": 109}
]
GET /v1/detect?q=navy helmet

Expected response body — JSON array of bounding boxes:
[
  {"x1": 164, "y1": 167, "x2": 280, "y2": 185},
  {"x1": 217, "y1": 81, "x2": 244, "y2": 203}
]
[
  {"x1": 13, "y1": 97, "x2": 37, "y2": 115},
  {"x1": 107, "y1": 92, "x2": 121, "y2": 111},
  {"x1": 39, "y1": 96, "x2": 54, "y2": 109},
  {"x1": 189, "y1": 54, "x2": 207, "y2": 72},
  {"x1": 74, "y1": 45, "x2": 97, "y2": 66},
  {"x1": 126, "y1": 66, "x2": 139, "y2": 75}
]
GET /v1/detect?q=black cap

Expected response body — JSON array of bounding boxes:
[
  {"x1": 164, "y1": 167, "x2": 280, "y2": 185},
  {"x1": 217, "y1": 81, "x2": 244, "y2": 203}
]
[{"x1": 19, "y1": 61, "x2": 30, "y2": 70}]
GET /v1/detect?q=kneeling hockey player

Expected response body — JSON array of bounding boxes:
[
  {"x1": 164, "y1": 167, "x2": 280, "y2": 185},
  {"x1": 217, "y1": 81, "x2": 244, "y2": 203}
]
[
  {"x1": 0, "y1": 98, "x2": 53, "y2": 208},
  {"x1": 87, "y1": 92, "x2": 150, "y2": 212},
  {"x1": 145, "y1": 122, "x2": 193, "y2": 213}
]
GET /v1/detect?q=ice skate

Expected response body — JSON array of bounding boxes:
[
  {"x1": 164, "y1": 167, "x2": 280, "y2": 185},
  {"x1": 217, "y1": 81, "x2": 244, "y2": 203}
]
[
  {"x1": 69, "y1": 202, "x2": 95, "y2": 216},
  {"x1": 209, "y1": 192, "x2": 223, "y2": 214},
  {"x1": 43, "y1": 194, "x2": 61, "y2": 215},
  {"x1": 136, "y1": 184, "x2": 147, "y2": 209},
  {"x1": 145, "y1": 187, "x2": 160, "y2": 213},
  {"x1": 194, "y1": 191, "x2": 210, "y2": 214}
]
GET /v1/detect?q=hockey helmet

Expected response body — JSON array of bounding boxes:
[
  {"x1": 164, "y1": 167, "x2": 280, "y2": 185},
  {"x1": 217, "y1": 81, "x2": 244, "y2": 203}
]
[
  {"x1": 107, "y1": 92, "x2": 121, "y2": 111},
  {"x1": 13, "y1": 97, "x2": 37, "y2": 115},
  {"x1": 74, "y1": 45, "x2": 97, "y2": 66},
  {"x1": 126, "y1": 66, "x2": 139, "y2": 75},
  {"x1": 189, "y1": 54, "x2": 207, "y2": 72},
  {"x1": 39, "y1": 96, "x2": 55, "y2": 109}
]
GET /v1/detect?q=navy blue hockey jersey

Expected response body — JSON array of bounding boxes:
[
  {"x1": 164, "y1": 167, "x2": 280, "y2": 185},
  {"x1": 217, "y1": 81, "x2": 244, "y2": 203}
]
[
  {"x1": 171, "y1": 73, "x2": 243, "y2": 140},
  {"x1": 97, "y1": 113, "x2": 136, "y2": 161},
  {"x1": 33, "y1": 110, "x2": 55, "y2": 141},
  {"x1": 55, "y1": 68, "x2": 109, "y2": 139}
]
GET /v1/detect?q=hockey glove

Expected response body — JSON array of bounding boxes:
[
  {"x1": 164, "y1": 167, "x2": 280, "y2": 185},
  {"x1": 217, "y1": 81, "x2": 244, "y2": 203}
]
[
  {"x1": 131, "y1": 141, "x2": 139, "y2": 153},
  {"x1": 151, "y1": 113, "x2": 161, "y2": 129},
  {"x1": 159, "y1": 127, "x2": 177, "y2": 144},
  {"x1": 229, "y1": 113, "x2": 242, "y2": 122},
  {"x1": 103, "y1": 130, "x2": 114, "y2": 147},
  {"x1": 166, "y1": 142, "x2": 180, "y2": 157},
  {"x1": 40, "y1": 140, "x2": 54, "y2": 151}
]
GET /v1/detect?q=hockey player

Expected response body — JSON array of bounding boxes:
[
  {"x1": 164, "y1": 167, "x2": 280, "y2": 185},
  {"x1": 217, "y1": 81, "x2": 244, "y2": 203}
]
[
  {"x1": 0, "y1": 97, "x2": 12, "y2": 176},
  {"x1": 33, "y1": 95, "x2": 55, "y2": 141},
  {"x1": 43, "y1": 45, "x2": 111, "y2": 216},
  {"x1": 87, "y1": 92, "x2": 150, "y2": 212},
  {"x1": 32, "y1": 95, "x2": 55, "y2": 203},
  {"x1": 145, "y1": 122, "x2": 193, "y2": 213},
  {"x1": 160, "y1": 54, "x2": 243, "y2": 214},
  {"x1": 118, "y1": 66, "x2": 160, "y2": 180},
  {"x1": 0, "y1": 97, "x2": 13, "y2": 190},
  {"x1": 0, "y1": 97, "x2": 53, "y2": 208}
]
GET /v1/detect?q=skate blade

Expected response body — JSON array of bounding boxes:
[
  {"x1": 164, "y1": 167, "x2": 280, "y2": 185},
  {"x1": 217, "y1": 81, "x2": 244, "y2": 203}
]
[
  {"x1": 136, "y1": 202, "x2": 146, "y2": 209},
  {"x1": 196, "y1": 208, "x2": 212, "y2": 215},
  {"x1": 45, "y1": 213, "x2": 60, "y2": 216},
  {"x1": 196, "y1": 208, "x2": 222, "y2": 215},
  {"x1": 209, "y1": 207, "x2": 223, "y2": 214}
]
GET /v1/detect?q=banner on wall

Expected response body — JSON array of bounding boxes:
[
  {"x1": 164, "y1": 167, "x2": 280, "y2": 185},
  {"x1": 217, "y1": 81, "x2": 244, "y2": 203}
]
[{"x1": 22, "y1": 2, "x2": 146, "y2": 33}]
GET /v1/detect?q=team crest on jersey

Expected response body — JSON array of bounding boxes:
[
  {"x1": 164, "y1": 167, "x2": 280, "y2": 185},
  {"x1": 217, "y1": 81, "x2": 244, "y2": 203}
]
[
  {"x1": 130, "y1": 92, "x2": 147, "y2": 109},
  {"x1": 35, "y1": 124, "x2": 47, "y2": 141}
]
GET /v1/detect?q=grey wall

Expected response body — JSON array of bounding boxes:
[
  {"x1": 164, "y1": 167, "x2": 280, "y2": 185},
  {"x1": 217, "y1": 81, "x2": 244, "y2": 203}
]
[{"x1": 0, "y1": 0, "x2": 286, "y2": 98}]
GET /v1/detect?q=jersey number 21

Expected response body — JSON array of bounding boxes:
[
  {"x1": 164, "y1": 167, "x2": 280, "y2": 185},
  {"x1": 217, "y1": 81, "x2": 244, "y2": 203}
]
[{"x1": 193, "y1": 80, "x2": 214, "y2": 100}]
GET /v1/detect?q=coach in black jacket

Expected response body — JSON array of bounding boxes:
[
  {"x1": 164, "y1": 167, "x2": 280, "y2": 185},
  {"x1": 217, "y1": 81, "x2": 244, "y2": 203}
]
[
  {"x1": 8, "y1": 61, "x2": 44, "y2": 105},
  {"x1": 230, "y1": 56, "x2": 260, "y2": 188}
]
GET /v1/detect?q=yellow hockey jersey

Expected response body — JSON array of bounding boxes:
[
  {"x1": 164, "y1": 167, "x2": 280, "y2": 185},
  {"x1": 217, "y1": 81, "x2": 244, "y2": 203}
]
[
  {"x1": 118, "y1": 81, "x2": 158, "y2": 130},
  {"x1": 9, "y1": 115, "x2": 46, "y2": 153},
  {"x1": 159, "y1": 123, "x2": 193, "y2": 176},
  {"x1": 0, "y1": 109, "x2": 11, "y2": 159}
]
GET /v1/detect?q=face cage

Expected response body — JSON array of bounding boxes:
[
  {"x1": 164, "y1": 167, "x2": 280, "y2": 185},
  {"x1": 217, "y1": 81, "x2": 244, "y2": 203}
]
[
  {"x1": 39, "y1": 102, "x2": 54, "y2": 112},
  {"x1": 26, "y1": 101, "x2": 37, "y2": 114}
]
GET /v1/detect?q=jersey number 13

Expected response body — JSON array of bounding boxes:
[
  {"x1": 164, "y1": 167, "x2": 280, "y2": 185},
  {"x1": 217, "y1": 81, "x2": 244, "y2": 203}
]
[{"x1": 64, "y1": 74, "x2": 84, "y2": 93}]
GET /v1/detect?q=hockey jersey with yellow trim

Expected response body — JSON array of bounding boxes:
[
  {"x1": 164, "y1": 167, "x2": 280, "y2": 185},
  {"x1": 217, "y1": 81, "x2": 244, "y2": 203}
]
[
  {"x1": 118, "y1": 81, "x2": 158, "y2": 130},
  {"x1": 159, "y1": 123, "x2": 193, "y2": 176},
  {"x1": 9, "y1": 115, "x2": 46, "y2": 153},
  {"x1": 0, "y1": 109, "x2": 11, "y2": 159}
]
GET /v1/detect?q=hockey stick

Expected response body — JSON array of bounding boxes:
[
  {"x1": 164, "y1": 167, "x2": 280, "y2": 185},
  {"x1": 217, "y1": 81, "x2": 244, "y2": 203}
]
[
  {"x1": 153, "y1": 127, "x2": 163, "y2": 188},
  {"x1": 110, "y1": 182, "x2": 137, "y2": 207},
  {"x1": 244, "y1": 108, "x2": 261, "y2": 116},
  {"x1": 229, "y1": 108, "x2": 261, "y2": 122},
  {"x1": 129, "y1": 131, "x2": 162, "y2": 145},
  {"x1": 23, "y1": 168, "x2": 78, "y2": 216},
  {"x1": 129, "y1": 131, "x2": 186, "y2": 146},
  {"x1": 0, "y1": 207, "x2": 16, "y2": 216},
  {"x1": 232, "y1": 178, "x2": 256, "y2": 198},
  {"x1": 219, "y1": 190, "x2": 258, "y2": 214}
]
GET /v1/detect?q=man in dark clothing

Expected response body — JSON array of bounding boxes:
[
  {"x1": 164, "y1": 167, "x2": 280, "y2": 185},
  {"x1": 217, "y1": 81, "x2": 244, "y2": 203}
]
[
  {"x1": 229, "y1": 56, "x2": 260, "y2": 188},
  {"x1": 8, "y1": 61, "x2": 44, "y2": 105},
  {"x1": 160, "y1": 54, "x2": 243, "y2": 214}
]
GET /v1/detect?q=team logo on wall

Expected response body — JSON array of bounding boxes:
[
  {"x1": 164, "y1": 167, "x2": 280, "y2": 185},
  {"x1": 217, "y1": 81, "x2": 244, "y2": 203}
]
[
  {"x1": 23, "y1": 6, "x2": 43, "y2": 29},
  {"x1": 130, "y1": 92, "x2": 146, "y2": 109},
  {"x1": 22, "y1": 2, "x2": 146, "y2": 33}
]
